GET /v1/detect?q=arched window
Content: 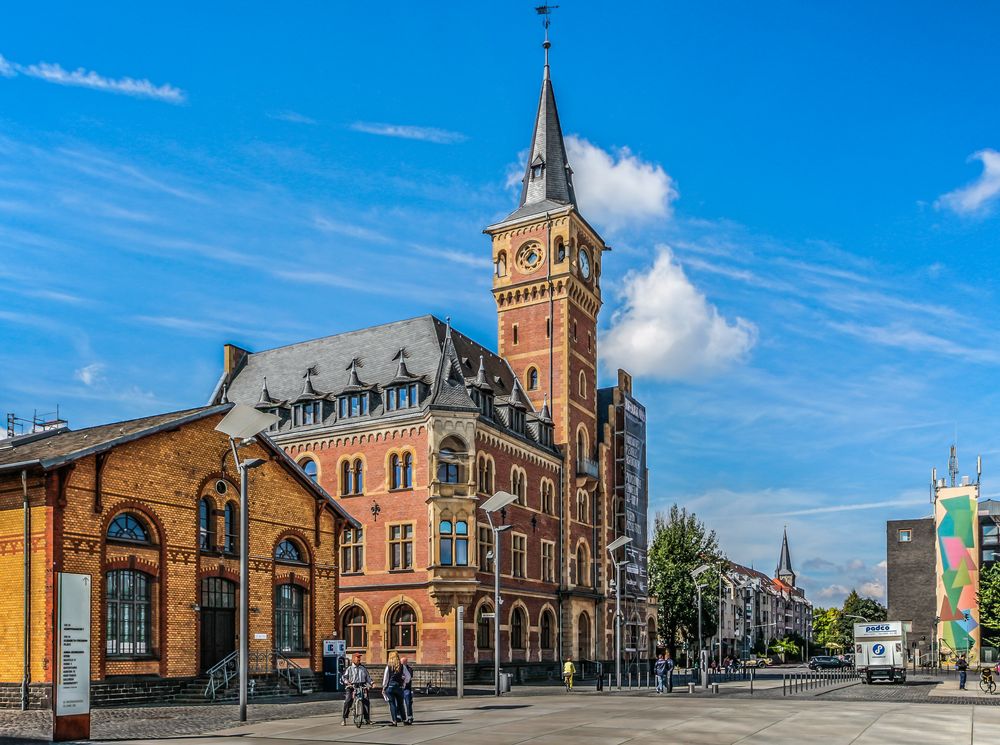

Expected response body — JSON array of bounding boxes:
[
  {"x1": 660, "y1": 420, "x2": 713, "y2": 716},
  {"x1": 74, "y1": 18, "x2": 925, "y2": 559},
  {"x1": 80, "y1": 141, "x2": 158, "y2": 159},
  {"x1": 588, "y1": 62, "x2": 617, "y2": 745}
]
[
  {"x1": 576, "y1": 544, "x2": 590, "y2": 587},
  {"x1": 540, "y1": 610, "x2": 555, "y2": 652},
  {"x1": 577, "y1": 429, "x2": 587, "y2": 462},
  {"x1": 578, "y1": 611, "x2": 591, "y2": 660},
  {"x1": 106, "y1": 569, "x2": 152, "y2": 656},
  {"x1": 541, "y1": 480, "x2": 554, "y2": 514},
  {"x1": 556, "y1": 239, "x2": 566, "y2": 262},
  {"x1": 577, "y1": 490, "x2": 589, "y2": 523},
  {"x1": 300, "y1": 457, "x2": 318, "y2": 483},
  {"x1": 477, "y1": 604, "x2": 494, "y2": 650},
  {"x1": 353, "y1": 459, "x2": 364, "y2": 494},
  {"x1": 527, "y1": 367, "x2": 539, "y2": 390},
  {"x1": 579, "y1": 370, "x2": 586, "y2": 398},
  {"x1": 275, "y1": 538, "x2": 305, "y2": 563},
  {"x1": 275, "y1": 584, "x2": 305, "y2": 653},
  {"x1": 437, "y1": 437, "x2": 466, "y2": 484},
  {"x1": 391, "y1": 454, "x2": 401, "y2": 490},
  {"x1": 403, "y1": 453, "x2": 413, "y2": 488},
  {"x1": 342, "y1": 606, "x2": 368, "y2": 650},
  {"x1": 511, "y1": 468, "x2": 526, "y2": 506},
  {"x1": 341, "y1": 460, "x2": 351, "y2": 495},
  {"x1": 391, "y1": 453, "x2": 413, "y2": 490},
  {"x1": 439, "y1": 520, "x2": 468, "y2": 566},
  {"x1": 389, "y1": 604, "x2": 417, "y2": 650},
  {"x1": 511, "y1": 607, "x2": 526, "y2": 650},
  {"x1": 199, "y1": 498, "x2": 214, "y2": 550},
  {"x1": 107, "y1": 513, "x2": 151, "y2": 543},
  {"x1": 478, "y1": 456, "x2": 495, "y2": 494},
  {"x1": 224, "y1": 502, "x2": 238, "y2": 553}
]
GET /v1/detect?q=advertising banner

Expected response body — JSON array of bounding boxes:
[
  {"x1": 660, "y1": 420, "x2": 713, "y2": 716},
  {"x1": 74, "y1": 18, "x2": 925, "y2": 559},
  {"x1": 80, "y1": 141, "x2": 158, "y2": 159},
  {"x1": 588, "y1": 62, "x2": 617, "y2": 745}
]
[{"x1": 622, "y1": 395, "x2": 648, "y2": 598}]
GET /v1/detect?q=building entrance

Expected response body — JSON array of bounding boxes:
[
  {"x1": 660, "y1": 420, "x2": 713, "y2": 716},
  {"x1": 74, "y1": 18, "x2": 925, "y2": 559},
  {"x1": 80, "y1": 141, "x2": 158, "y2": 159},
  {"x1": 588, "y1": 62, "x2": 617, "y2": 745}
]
[{"x1": 200, "y1": 577, "x2": 237, "y2": 671}]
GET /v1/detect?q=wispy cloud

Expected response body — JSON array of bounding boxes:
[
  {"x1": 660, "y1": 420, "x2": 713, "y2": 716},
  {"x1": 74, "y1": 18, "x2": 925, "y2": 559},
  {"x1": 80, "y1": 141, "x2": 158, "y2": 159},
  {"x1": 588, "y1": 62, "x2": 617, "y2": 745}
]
[
  {"x1": 268, "y1": 110, "x2": 317, "y2": 125},
  {"x1": 313, "y1": 215, "x2": 390, "y2": 243},
  {"x1": 765, "y1": 498, "x2": 927, "y2": 518},
  {"x1": 0, "y1": 53, "x2": 185, "y2": 103},
  {"x1": 74, "y1": 363, "x2": 106, "y2": 386},
  {"x1": 935, "y1": 149, "x2": 1000, "y2": 216},
  {"x1": 350, "y1": 121, "x2": 467, "y2": 145}
]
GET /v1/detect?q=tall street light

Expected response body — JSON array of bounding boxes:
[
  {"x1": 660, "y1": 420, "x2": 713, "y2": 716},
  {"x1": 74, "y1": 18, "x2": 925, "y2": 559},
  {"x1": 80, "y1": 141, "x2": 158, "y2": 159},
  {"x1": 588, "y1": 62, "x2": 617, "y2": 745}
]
[
  {"x1": 216, "y1": 404, "x2": 277, "y2": 723},
  {"x1": 690, "y1": 564, "x2": 711, "y2": 687},
  {"x1": 480, "y1": 490, "x2": 517, "y2": 697},
  {"x1": 606, "y1": 535, "x2": 632, "y2": 689}
]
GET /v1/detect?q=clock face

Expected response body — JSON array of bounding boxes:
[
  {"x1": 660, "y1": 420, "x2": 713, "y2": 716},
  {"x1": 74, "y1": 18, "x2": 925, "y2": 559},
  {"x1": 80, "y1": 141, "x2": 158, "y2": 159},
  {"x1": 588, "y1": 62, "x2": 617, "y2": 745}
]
[{"x1": 579, "y1": 248, "x2": 591, "y2": 279}]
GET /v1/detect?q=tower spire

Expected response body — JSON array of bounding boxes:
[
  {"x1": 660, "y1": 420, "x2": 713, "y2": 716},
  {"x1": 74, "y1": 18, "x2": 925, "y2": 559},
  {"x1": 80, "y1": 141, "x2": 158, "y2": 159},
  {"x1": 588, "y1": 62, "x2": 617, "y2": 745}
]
[{"x1": 776, "y1": 527, "x2": 795, "y2": 587}]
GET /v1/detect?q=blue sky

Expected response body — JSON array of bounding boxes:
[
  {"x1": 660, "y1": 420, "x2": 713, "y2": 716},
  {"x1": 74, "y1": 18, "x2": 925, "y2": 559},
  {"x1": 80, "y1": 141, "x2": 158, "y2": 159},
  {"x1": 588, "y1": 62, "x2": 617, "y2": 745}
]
[{"x1": 4, "y1": 2, "x2": 1000, "y2": 606}]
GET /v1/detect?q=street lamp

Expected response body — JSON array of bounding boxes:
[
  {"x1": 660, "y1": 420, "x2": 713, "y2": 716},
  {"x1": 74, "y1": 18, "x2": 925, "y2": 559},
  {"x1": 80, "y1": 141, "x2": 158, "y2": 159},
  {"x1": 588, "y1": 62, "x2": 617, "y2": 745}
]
[
  {"x1": 690, "y1": 564, "x2": 711, "y2": 688},
  {"x1": 606, "y1": 535, "x2": 632, "y2": 689},
  {"x1": 216, "y1": 404, "x2": 277, "y2": 723},
  {"x1": 481, "y1": 490, "x2": 517, "y2": 697}
]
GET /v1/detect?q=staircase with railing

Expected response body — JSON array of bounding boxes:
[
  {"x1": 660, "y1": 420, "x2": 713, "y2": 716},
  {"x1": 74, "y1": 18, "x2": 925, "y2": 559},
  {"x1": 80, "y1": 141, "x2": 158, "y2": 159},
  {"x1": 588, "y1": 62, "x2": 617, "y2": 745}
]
[{"x1": 202, "y1": 649, "x2": 313, "y2": 702}]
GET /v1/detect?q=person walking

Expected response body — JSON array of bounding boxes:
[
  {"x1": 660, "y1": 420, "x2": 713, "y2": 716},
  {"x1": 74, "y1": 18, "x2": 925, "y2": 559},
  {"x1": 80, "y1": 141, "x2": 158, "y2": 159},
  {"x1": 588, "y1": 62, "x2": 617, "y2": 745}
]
[
  {"x1": 665, "y1": 653, "x2": 675, "y2": 693},
  {"x1": 382, "y1": 651, "x2": 410, "y2": 725},
  {"x1": 956, "y1": 654, "x2": 968, "y2": 690},
  {"x1": 341, "y1": 653, "x2": 372, "y2": 726},
  {"x1": 654, "y1": 654, "x2": 667, "y2": 694},
  {"x1": 562, "y1": 657, "x2": 576, "y2": 691},
  {"x1": 400, "y1": 655, "x2": 414, "y2": 725}
]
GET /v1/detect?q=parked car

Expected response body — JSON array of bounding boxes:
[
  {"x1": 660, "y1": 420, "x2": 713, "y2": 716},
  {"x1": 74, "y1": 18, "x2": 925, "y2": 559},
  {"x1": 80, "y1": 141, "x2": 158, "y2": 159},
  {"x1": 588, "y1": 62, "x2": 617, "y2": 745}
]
[
  {"x1": 808, "y1": 655, "x2": 845, "y2": 670},
  {"x1": 842, "y1": 653, "x2": 855, "y2": 668},
  {"x1": 742, "y1": 658, "x2": 770, "y2": 669}
]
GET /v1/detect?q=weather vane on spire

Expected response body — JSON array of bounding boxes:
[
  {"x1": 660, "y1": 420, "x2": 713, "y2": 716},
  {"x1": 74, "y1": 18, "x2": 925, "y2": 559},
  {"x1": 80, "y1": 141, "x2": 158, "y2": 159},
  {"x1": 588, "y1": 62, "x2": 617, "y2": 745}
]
[{"x1": 535, "y1": 5, "x2": 558, "y2": 76}]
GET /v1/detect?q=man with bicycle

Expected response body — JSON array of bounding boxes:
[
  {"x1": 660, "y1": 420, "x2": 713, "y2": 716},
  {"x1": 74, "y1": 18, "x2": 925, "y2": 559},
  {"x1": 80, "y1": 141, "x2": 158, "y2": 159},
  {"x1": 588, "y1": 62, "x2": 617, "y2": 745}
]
[
  {"x1": 563, "y1": 657, "x2": 576, "y2": 691},
  {"x1": 341, "y1": 652, "x2": 372, "y2": 726}
]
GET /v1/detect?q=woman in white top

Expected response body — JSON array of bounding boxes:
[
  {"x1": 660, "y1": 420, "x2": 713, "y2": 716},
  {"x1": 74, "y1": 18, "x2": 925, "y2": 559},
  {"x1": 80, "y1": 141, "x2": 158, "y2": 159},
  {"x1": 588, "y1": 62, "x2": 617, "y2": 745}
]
[{"x1": 382, "y1": 650, "x2": 411, "y2": 726}]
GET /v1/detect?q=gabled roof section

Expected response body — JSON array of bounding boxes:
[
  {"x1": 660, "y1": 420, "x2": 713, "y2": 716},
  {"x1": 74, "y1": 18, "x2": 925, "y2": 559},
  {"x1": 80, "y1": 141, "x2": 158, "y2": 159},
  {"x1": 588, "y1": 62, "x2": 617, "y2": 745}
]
[
  {"x1": 776, "y1": 527, "x2": 795, "y2": 582},
  {"x1": 427, "y1": 324, "x2": 480, "y2": 413}
]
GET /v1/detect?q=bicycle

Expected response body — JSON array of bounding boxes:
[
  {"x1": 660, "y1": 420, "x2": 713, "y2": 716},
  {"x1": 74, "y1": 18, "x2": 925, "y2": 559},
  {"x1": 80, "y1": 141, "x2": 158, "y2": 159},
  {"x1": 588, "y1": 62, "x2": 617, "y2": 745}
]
[
  {"x1": 980, "y1": 668, "x2": 997, "y2": 695},
  {"x1": 350, "y1": 683, "x2": 370, "y2": 728},
  {"x1": 563, "y1": 673, "x2": 573, "y2": 692}
]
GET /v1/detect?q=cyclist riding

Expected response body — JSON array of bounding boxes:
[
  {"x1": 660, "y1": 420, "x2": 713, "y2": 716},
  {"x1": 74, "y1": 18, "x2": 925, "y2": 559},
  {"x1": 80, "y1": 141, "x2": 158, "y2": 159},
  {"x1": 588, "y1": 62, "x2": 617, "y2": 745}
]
[
  {"x1": 563, "y1": 657, "x2": 576, "y2": 691},
  {"x1": 342, "y1": 653, "x2": 372, "y2": 726}
]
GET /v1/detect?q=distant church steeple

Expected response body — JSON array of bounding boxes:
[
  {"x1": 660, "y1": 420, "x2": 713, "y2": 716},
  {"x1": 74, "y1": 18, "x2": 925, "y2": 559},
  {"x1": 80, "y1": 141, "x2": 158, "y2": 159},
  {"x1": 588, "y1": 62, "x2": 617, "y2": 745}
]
[{"x1": 776, "y1": 527, "x2": 796, "y2": 586}]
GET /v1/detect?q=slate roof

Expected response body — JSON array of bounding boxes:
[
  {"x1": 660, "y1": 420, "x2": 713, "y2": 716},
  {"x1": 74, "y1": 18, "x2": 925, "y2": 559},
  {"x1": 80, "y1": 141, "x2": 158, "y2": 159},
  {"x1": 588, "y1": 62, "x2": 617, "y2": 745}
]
[
  {"x1": 217, "y1": 315, "x2": 557, "y2": 453},
  {"x1": 776, "y1": 527, "x2": 795, "y2": 581},
  {"x1": 0, "y1": 405, "x2": 359, "y2": 527}
]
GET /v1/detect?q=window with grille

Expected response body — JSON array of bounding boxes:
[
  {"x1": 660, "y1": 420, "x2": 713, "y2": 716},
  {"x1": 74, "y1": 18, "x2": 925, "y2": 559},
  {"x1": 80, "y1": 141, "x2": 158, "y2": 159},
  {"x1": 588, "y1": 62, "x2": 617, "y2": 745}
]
[
  {"x1": 389, "y1": 604, "x2": 417, "y2": 649},
  {"x1": 439, "y1": 520, "x2": 469, "y2": 566},
  {"x1": 541, "y1": 611, "x2": 555, "y2": 651},
  {"x1": 477, "y1": 605, "x2": 494, "y2": 650},
  {"x1": 341, "y1": 528, "x2": 363, "y2": 573},
  {"x1": 511, "y1": 608, "x2": 526, "y2": 649},
  {"x1": 224, "y1": 502, "x2": 238, "y2": 553},
  {"x1": 512, "y1": 534, "x2": 526, "y2": 578},
  {"x1": 389, "y1": 524, "x2": 414, "y2": 570},
  {"x1": 478, "y1": 526, "x2": 494, "y2": 572},
  {"x1": 275, "y1": 538, "x2": 305, "y2": 563},
  {"x1": 342, "y1": 606, "x2": 367, "y2": 650},
  {"x1": 275, "y1": 584, "x2": 305, "y2": 653},
  {"x1": 542, "y1": 541, "x2": 555, "y2": 583},
  {"x1": 106, "y1": 570, "x2": 152, "y2": 656},
  {"x1": 390, "y1": 453, "x2": 413, "y2": 490},
  {"x1": 107, "y1": 513, "x2": 151, "y2": 543},
  {"x1": 199, "y1": 498, "x2": 214, "y2": 550}
]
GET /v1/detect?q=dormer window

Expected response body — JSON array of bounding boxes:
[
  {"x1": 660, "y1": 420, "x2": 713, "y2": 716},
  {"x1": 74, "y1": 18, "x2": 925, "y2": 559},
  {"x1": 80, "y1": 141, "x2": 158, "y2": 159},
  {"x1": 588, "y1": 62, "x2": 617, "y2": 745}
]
[
  {"x1": 531, "y1": 163, "x2": 544, "y2": 179},
  {"x1": 339, "y1": 393, "x2": 369, "y2": 418},
  {"x1": 511, "y1": 409, "x2": 526, "y2": 434},
  {"x1": 386, "y1": 383, "x2": 419, "y2": 411},
  {"x1": 293, "y1": 400, "x2": 323, "y2": 427}
]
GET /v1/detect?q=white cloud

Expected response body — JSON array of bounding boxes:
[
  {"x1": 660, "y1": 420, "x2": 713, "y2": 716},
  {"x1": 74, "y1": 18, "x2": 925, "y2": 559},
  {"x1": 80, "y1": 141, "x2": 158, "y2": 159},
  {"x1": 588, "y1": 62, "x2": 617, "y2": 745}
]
[
  {"x1": 350, "y1": 122, "x2": 466, "y2": 145},
  {"x1": 565, "y1": 135, "x2": 678, "y2": 228},
  {"x1": 935, "y1": 149, "x2": 1000, "y2": 215},
  {"x1": 74, "y1": 362, "x2": 105, "y2": 386},
  {"x1": 859, "y1": 580, "x2": 885, "y2": 601},
  {"x1": 602, "y1": 246, "x2": 756, "y2": 379},
  {"x1": 0, "y1": 52, "x2": 185, "y2": 103},
  {"x1": 818, "y1": 584, "x2": 850, "y2": 600},
  {"x1": 268, "y1": 110, "x2": 317, "y2": 125}
]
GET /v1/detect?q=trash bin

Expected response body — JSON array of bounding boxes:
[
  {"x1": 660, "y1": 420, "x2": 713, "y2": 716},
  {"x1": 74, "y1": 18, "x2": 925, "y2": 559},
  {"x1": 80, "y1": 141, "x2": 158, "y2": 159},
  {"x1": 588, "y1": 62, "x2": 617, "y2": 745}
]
[{"x1": 499, "y1": 672, "x2": 513, "y2": 693}]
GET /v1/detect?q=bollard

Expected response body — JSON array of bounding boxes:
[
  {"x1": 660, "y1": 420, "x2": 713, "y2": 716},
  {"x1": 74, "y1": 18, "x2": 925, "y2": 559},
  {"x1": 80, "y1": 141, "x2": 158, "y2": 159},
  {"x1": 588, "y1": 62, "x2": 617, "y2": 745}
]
[
  {"x1": 782, "y1": 675, "x2": 786, "y2": 696},
  {"x1": 687, "y1": 682, "x2": 695, "y2": 694},
  {"x1": 712, "y1": 683, "x2": 719, "y2": 694}
]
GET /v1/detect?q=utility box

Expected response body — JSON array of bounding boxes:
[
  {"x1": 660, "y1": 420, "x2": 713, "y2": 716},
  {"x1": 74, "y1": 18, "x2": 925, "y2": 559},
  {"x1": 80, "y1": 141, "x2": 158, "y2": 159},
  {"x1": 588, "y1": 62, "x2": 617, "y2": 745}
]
[
  {"x1": 322, "y1": 639, "x2": 347, "y2": 692},
  {"x1": 499, "y1": 672, "x2": 513, "y2": 693}
]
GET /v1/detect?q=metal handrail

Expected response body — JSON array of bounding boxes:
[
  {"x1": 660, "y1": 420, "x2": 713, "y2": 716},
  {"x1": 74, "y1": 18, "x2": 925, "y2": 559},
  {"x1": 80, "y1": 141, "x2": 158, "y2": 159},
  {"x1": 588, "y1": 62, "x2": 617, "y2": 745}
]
[
  {"x1": 204, "y1": 650, "x2": 239, "y2": 700},
  {"x1": 273, "y1": 649, "x2": 306, "y2": 693}
]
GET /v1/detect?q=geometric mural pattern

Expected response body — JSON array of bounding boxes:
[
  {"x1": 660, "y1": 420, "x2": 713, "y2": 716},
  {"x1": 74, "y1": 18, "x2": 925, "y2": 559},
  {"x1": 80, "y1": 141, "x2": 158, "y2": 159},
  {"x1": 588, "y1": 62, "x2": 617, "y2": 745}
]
[{"x1": 935, "y1": 491, "x2": 980, "y2": 655}]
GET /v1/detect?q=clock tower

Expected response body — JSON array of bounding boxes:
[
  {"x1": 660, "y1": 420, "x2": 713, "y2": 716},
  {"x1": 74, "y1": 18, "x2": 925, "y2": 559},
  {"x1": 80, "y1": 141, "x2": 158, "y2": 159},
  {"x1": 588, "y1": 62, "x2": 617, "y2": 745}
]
[{"x1": 484, "y1": 37, "x2": 608, "y2": 640}]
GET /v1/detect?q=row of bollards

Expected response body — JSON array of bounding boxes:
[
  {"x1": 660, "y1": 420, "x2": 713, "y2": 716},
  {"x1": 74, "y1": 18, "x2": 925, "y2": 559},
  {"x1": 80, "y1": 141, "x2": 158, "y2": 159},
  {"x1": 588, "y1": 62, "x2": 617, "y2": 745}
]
[{"x1": 782, "y1": 669, "x2": 858, "y2": 696}]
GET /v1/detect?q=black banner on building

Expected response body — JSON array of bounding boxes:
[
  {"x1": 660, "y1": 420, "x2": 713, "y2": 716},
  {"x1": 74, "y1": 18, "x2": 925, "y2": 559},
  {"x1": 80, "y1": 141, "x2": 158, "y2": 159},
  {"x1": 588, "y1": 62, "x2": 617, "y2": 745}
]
[{"x1": 622, "y1": 395, "x2": 648, "y2": 598}]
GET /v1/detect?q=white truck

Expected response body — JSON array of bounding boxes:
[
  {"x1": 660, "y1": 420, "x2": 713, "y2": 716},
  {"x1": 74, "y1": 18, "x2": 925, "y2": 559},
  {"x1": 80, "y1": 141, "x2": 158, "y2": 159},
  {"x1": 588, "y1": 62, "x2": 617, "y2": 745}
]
[{"x1": 854, "y1": 621, "x2": 907, "y2": 684}]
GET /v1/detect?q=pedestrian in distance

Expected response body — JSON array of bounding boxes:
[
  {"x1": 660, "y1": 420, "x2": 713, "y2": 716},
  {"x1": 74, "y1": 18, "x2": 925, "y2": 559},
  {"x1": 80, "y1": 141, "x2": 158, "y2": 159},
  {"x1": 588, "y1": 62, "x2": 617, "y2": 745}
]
[
  {"x1": 400, "y1": 655, "x2": 415, "y2": 724},
  {"x1": 382, "y1": 650, "x2": 410, "y2": 726},
  {"x1": 654, "y1": 654, "x2": 667, "y2": 694},
  {"x1": 563, "y1": 657, "x2": 576, "y2": 691},
  {"x1": 665, "y1": 653, "x2": 675, "y2": 693},
  {"x1": 956, "y1": 654, "x2": 968, "y2": 690},
  {"x1": 341, "y1": 652, "x2": 372, "y2": 726}
]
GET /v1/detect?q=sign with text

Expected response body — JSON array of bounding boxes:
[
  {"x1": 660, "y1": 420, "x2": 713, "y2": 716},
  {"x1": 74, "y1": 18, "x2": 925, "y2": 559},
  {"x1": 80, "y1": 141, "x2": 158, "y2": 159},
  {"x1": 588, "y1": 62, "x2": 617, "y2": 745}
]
[{"x1": 53, "y1": 572, "x2": 91, "y2": 741}]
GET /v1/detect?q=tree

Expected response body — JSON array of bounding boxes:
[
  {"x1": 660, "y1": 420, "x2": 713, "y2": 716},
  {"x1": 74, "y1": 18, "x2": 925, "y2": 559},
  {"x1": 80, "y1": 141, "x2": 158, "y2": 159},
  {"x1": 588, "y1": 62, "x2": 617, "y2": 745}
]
[
  {"x1": 770, "y1": 636, "x2": 799, "y2": 662},
  {"x1": 813, "y1": 607, "x2": 844, "y2": 652},
  {"x1": 647, "y1": 505, "x2": 723, "y2": 663},
  {"x1": 978, "y1": 563, "x2": 1000, "y2": 636},
  {"x1": 835, "y1": 590, "x2": 887, "y2": 648}
]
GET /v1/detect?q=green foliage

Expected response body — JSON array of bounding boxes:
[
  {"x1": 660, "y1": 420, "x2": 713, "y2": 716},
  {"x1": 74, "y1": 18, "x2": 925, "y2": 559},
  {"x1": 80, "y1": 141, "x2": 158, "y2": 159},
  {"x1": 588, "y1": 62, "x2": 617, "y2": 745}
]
[
  {"x1": 832, "y1": 590, "x2": 888, "y2": 648},
  {"x1": 978, "y1": 563, "x2": 1000, "y2": 634},
  {"x1": 770, "y1": 636, "x2": 800, "y2": 661},
  {"x1": 647, "y1": 505, "x2": 723, "y2": 659},
  {"x1": 813, "y1": 607, "x2": 844, "y2": 650}
]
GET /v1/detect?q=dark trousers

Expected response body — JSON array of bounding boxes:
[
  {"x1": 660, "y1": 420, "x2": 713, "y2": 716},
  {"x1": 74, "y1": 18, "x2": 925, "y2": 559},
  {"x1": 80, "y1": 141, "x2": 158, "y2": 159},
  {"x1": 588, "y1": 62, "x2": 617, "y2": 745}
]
[
  {"x1": 402, "y1": 688, "x2": 414, "y2": 721},
  {"x1": 959, "y1": 671, "x2": 967, "y2": 689},
  {"x1": 666, "y1": 671, "x2": 673, "y2": 693},
  {"x1": 343, "y1": 688, "x2": 370, "y2": 722},
  {"x1": 385, "y1": 683, "x2": 405, "y2": 723}
]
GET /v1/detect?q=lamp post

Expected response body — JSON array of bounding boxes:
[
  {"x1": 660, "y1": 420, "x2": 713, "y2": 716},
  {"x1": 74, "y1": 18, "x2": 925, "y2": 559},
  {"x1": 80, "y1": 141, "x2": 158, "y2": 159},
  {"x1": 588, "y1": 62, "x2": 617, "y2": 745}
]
[
  {"x1": 215, "y1": 404, "x2": 277, "y2": 723},
  {"x1": 480, "y1": 490, "x2": 517, "y2": 697},
  {"x1": 606, "y1": 536, "x2": 632, "y2": 689},
  {"x1": 690, "y1": 564, "x2": 711, "y2": 688}
]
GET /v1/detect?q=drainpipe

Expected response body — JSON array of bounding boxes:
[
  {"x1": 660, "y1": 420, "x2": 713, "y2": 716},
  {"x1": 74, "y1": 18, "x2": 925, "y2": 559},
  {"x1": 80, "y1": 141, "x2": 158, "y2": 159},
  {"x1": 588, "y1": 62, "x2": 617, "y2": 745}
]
[
  {"x1": 557, "y1": 463, "x2": 564, "y2": 659},
  {"x1": 21, "y1": 469, "x2": 30, "y2": 711}
]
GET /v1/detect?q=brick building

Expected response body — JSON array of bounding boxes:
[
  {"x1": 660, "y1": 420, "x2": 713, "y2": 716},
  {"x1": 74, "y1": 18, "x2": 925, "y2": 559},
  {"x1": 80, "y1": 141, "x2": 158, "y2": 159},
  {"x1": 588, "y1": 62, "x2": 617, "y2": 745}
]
[
  {"x1": 0, "y1": 405, "x2": 356, "y2": 708},
  {"x1": 216, "y1": 40, "x2": 657, "y2": 673},
  {"x1": 886, "y1": 516, "x2": 935, "y2": 661}
]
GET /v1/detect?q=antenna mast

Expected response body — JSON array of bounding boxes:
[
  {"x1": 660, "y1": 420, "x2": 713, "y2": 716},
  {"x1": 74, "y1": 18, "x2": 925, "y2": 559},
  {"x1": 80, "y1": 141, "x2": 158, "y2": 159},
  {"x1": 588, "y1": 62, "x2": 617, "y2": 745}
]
[{"x1": 949, "y1": 444, "x2": 959, "y2": 487}]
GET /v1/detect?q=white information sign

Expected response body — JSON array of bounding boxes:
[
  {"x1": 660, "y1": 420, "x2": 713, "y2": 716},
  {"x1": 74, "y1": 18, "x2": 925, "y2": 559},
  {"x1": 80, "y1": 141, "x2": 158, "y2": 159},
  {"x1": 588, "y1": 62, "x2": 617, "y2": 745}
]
[{"x1": 56, "y1": 573, "x2": 91, "y2": 717}]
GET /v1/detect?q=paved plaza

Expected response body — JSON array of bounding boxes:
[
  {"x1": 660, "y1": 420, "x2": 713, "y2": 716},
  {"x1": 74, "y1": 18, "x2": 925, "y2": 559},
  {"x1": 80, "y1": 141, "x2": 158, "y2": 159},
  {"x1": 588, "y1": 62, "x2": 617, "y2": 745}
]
[{"x1": 2, "y1": 683, "x2": 999, "y2": 745}]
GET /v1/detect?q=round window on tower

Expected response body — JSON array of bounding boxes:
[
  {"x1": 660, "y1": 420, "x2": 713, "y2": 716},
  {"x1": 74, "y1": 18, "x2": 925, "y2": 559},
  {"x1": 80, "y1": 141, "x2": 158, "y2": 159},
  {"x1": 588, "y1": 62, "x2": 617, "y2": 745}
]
[{"x1": 515, "y1": 242, "x2": 544, "y2": 272}]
